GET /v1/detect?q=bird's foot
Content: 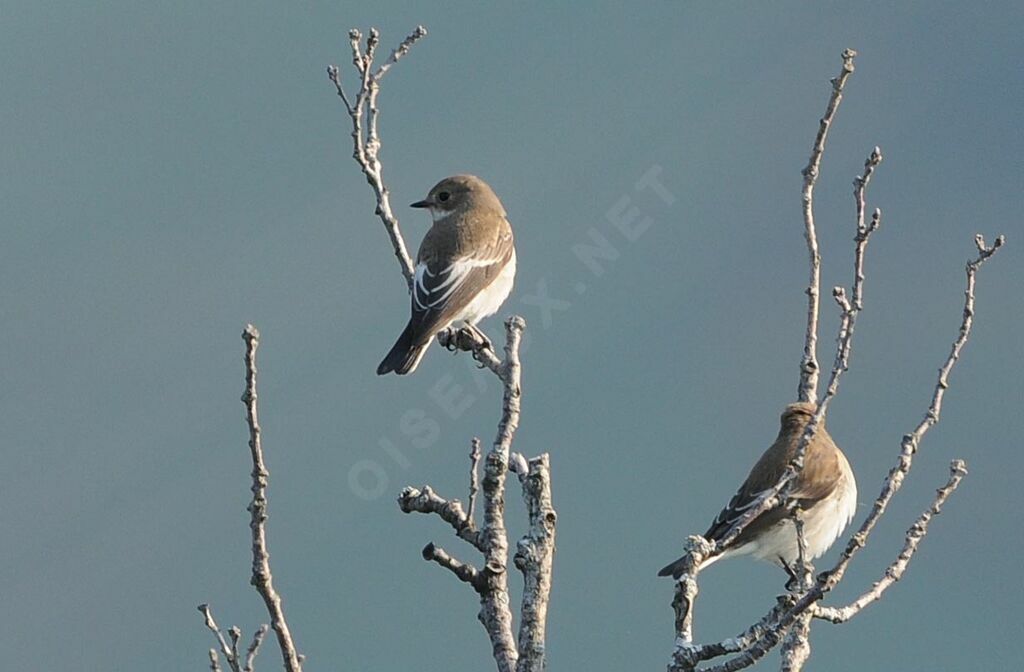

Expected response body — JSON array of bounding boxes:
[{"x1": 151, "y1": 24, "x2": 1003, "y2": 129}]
[
  {"x1": 459, "y1": 324, "x2": 494, "y2": 353},
  {"x1": 438, "y1": 327, "x2": 460, "y2": 352}
]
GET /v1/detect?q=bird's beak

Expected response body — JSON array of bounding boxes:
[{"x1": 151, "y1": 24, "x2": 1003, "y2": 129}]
[{"x1": 410, "y1": 198, "x2": 432, "y2": 209}]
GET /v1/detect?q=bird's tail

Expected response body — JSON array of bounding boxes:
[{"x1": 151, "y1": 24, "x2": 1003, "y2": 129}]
[
  {"x1": 377, "y1": 322, "x2": 430, "y2": 375},
  {"x1": 657, "y1": 557, "x2": 687, "y2": 579},
  {"x1": 658, "y1": 551, "x2": 723, "y2": 579}
]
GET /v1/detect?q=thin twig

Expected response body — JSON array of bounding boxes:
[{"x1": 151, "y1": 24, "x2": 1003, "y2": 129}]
[
  {"x1": 329, "y1": 27, "x2": 426, "y2": 288},
  {"x1": 797, "y1": 48, "x2": 858, "y2": 403},
  {"x1": 853, "y1": 148, "x2": 883, "y2": 310},
  {"x1": 468, "y1": 437, "x2": 482, "y2": 526},
  {"x1": 814, "y1": 460, "x2": 968, "y2": 624},
  {"x1": 244, "y1": 625, "x2": 269, "y2": 672},
  {"x1": 241, "y1": 325, "x2": 303, "y2": 672},
  {"x1": 198, "y1": 604, "x2": 240, "y2": 672},
  {"x1": 208, "y1": 649, "x2": 223, "y2": 672}
]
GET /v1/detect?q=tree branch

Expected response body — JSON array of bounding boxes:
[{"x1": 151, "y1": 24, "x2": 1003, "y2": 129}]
[
  {"x1": 328, "y1": 26, "x2": 427, "y2": 289},
  {"x1": 813, "y1": 460, "x2": 968, "y2": 624},
  {"x1": 422, "y1": 541, "x2": 483, "y2": 589},
  {"x1": 468, "y1": 437, "x2": 483, "y2": 526},
  {"x1": 797, "y1": 48, "x2": 858, "y2": 403},
  {"x1": 398, "y1": 484, "x2": 483, "y2": 550},
  {"x1": 198, "y1": 604, "x2": 241, "y2": 672},
  {"x1": 241, "y1": 325, "x2": 304, "y2": 672},
  {"x1": 475, "y1": 316, "x2": 527, "y2": 672},
  {"x1": 514, "y1": 454, "x2": 557, "y2": 672}
]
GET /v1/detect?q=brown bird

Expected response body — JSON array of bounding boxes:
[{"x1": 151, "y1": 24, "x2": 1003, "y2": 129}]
[
  {"x1": 377, "y1": 175, "x2": 516, "y2": 375},
  {"x1": 659, "y1": 402, "x2": 857, "y2": 580}
]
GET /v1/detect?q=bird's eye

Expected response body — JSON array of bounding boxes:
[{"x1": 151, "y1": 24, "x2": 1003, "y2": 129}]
[{"x1": 437, "y1": 191, "x2": 450, "y2": 202}]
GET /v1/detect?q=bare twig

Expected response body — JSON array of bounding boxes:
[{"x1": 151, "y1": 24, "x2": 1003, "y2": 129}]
[
  {"x1": 852, "y1": 148, "x2": 883, "y2": 310},
  {"x1": 422, "y1": 541, "x2": 483, "y2": 589},
  {"x1": 798, "y1": 48, "x2": 858, "y2": 403},
  {"x1": 328, "y1": 27, "x2": 427, "y2": 289},
  {"x1": 244, "y1": 625, "x2": 269, "y2": 672},
  {"x1": 241, "y1": 325, "x2": 303, "y2": 672},
  {"x1": 468, "y1": 437, "x2": 482, "y2": 526},
  {"x1": 198, "y1": 604, "x2": 240, "y2": 672},
  {"x1": 813, "y1": 460, "x2": 968, "y2": 624},
  {"x1": 815, "y1": 234, "x2": 1003, "y2": 591},
  {"x1": 514, "y1": 454, "x2": 557, "y2": 672},
  {"x1": 397, "y1": 484, "x2": 483, "y2": 550},
  {"x1": 208, "y1": 649, "x2": 223, "y2": 672}
]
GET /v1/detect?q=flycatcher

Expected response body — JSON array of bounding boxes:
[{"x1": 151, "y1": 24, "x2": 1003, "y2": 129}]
[
  {"x1": 377, "y1": 175, "x2": 516, "y2": 376},
  {"x1": 659, "y1": 402, "x2": 857, "y2": 580}
]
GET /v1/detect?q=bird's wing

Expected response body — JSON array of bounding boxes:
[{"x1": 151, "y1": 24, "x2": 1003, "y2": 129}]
[
  {"x1": 406, "y1": 234, "x2": 514, "y2": 342},
  {"x1": 704, "y1": 458, "x2": 837, "y2": 543},
  {"x1": 703, "y1": 482, "x2": 781, "y2": 543}
]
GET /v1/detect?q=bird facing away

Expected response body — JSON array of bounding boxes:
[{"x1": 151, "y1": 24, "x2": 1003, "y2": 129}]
[
  {"x1": 377, "y1": 175, "x2": 516, "y2": 375},
  {"x1": 658, "y1": 402, "x2": 857, "y2": 580}
]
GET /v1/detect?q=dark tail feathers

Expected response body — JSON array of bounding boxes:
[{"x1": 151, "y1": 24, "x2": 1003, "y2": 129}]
[
  {"x1": 377, "y1": 322, "x2": 430, "y2": 375},
  {"x1": 657, "y1": 557, "x2": 686, "y2": 579}
]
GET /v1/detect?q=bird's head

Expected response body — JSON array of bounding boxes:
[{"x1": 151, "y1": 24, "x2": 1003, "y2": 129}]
[{"x1": 411, "y1": 174, "x2": 506, "y2": 222}]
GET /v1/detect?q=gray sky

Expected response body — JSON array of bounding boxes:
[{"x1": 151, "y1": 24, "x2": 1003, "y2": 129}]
[{"x1": 2, "y1": 2, "x2": 1022, "y2": 670}]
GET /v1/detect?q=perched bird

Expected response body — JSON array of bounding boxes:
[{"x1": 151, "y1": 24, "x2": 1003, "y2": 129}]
[
  {"x1": 377, "y1": 175, "x2": 516, "y2": 375},
  {"x1": 658, "y1": 402, "x2": 857, "y2": 580}
]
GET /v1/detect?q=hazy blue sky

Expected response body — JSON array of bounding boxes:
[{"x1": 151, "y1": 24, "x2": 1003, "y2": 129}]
[{"x1": 2, "y1": 2, "x2": 1021, "y2": 670}]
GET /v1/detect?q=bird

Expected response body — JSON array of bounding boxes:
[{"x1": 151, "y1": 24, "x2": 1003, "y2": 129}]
[
  {"x1": 658, "y1": 401, "x2": 857, "y2": 581},
  {"x1": 377, "y1": 174, "x2": 516, "y2": 376}
]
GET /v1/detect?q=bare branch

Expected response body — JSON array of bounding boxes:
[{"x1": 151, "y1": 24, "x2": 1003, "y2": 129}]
[
  {"x1": 198, "y1": 604, "x2": 241, "y2": 672},
  {"x1": 398, "y1": 484, "x2": 483, "y2": 551},
  {"x1": 779, "y1": 614, "x2": 812, "y2": 672},
  {"x1": 671, "y1": 597, "x2": 792, "y2": 671},
  {"x1": 208, "y1": 649, "x2": 223, "y2": 672},
  {"x1": 797, "y1": 48, "x2": 858, "y2": 403},
  {"x1": 475, "y1": 316, "x2": 528, "y2": 672},
  {"x1": 329, "y1": 27, "x2": 426, "y2": 289},
  {"x1": 374, "y1": 25, "x2": 428, "y2": 79},
  {"x1": 244, "y1": 625, "x2": 268, "y2": 672},
  {"x1": 817, "y1": 234, "x2": 1003, "y2": 590},
  {"x1": 422, "y1": 541, "x2": 483, "y2": 589},
  {"x1": 814, "y1": 460, "x2": 968, "y2": 624},
  {"x1": 853, "y1": 148, "x2": 883, "y2": 310},
  {"x1": 241, "y1": 325, "x2": 303, "y2": 672},
  {"x1": 514, "y1": 454, "x2": 557, "y2": 672},
  {"x1": 468, "y1": 437, "x2": 482, "y2": 526}
]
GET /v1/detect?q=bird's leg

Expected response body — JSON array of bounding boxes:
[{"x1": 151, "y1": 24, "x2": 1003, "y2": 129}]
[{"x1": 781, "y1": 558, "x2": 801, "y2": 592}]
